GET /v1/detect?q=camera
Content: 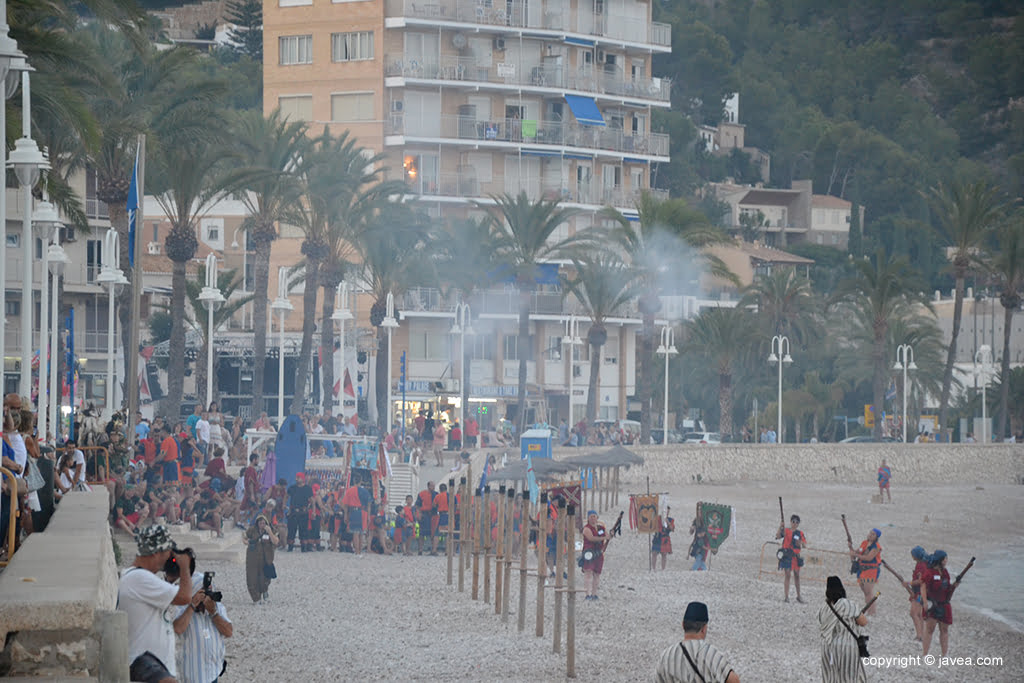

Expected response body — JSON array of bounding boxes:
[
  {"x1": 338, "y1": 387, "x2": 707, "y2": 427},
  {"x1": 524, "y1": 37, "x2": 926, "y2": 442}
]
[{"x1": 200, "y1": 571, "x2": 223, "y2": 607}]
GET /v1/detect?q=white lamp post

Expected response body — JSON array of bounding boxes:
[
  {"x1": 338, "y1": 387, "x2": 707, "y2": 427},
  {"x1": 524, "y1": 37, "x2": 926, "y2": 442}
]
[
  {"x1": 562, "y1": 315, "x2": 582, "y2": 426},
  {"x1": 893, "y1": 344, "x2": 917, "y2": 443},
  {"x1": 96, "y1": 229, "x2": 128, "y2": 420},
  {"x1": 46, "y1": 242, "x2": 68, "y2": 437},
  {"x1": 197, "y1": 253, "x2": 225, "y2": 408},
  {"x1": 0, "y1": 47, "x2": 27, "y2": 386},
  {"x1": 382, "y1": 292, "x2": 400, "y2": 432},
  {"x1": 7, "y1": 69, "x2": 48, "y2": 398},
  {"x1": 450, "y1": 301, "x2": 474, "y2": 434},
  {"x1": 768, "y1": 335, "x2": 793, "y2": 444},
  {"x1": 271, "y1": 266, "x2": 293, "y2": 426},
  {"x1": 656, "y1": 324, "x2": 678, "y2": 445},
  {"x1": 331, "y1": 280, "x2": 353, "y2": 416},
  {"x1": 975, "y1": 344, "x2": 993, "y2": 444},
  {"x1": 31, "y1": 199, "x2": 60, "y2": 437}
]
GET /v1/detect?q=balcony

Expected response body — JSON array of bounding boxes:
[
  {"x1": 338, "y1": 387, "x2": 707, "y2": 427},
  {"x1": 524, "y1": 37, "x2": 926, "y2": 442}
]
[
  {"x1": 384, "y1": 0, "x2": 671, "y2": 49},
  {"x1": 385, "y1": 55, "x2": 671, "y2": 103},
  {"x1": 406, "y1": 171, "x2": 667, "y2": 209},
  {"x1": 399, "y1": 286, "x2": 646, "y2": 318},
  {"x1": 387, "y1": 113, "x2": 670, "y2": 159}
]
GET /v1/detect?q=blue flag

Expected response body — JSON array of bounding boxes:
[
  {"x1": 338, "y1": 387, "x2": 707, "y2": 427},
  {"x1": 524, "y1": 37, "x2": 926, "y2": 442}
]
[
  {"x1": 885, "y1": 379, "x2": 897, "y2": 402},
  {"x1": 126, "y1": 147, "x2": 140, "y2": 267}
]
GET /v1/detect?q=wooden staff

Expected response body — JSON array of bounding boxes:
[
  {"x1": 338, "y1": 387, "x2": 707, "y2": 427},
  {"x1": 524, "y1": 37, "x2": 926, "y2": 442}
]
[
  {"x1": 472, "y1": 486, "x2": 481, "y2": 600},
  {"x1": 494, "y1": 484, "x2": 506, "y2": 613},
  {"x1": 566, "y1": 503, "x2": 577, "y2": 678},
  {"x1": 518, "y1": 491, "x2": 529, "y2": 633},
  {"x1": 502, "y1": 487, "x2": 514, "y2": 623},
  {"x1": 553, "y1": 497, "x2": 566, "y2": 654},
  {"x1": 536, "y1": 491, "x2": 548, "y2": 637},
  {"x1": 861, "y1": 591, "x2": 881, "y2": 616},
  {"x1": 483, "y1": 485, "x2": 492, "y2": 604},
  {"x1": 458, "y1": 476, "x2": 466, "y2": 592},
  {"x1": 613, "y1": 466, "x2": 620, "y2": 507},
  {"x1": 447, "y1": 477, "x2": 455, "y2": 585},
  {"x1": 465, "y1": 464, "x2": 473, "y2": 572}
]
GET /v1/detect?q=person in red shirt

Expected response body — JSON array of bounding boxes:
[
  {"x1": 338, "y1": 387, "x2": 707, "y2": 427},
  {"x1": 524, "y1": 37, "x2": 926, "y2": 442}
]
[
  {"x1": 416, "y1": 481, "x2": 436, "y2": 555},
  {"x1": 342, "y1": 482, "x2": 365, "y2": 556},
  {"x1": 906, "y1": 545, "x2": 929, "y2": 642},
  {"x1": 159, "y1": 426, "x2": 180, "y2": 484},
  {"x1": 775, "y1": 514, "x2": 806, "y2": 603},
  {"x1": 432, "y1": 483, "x2": 451, "y2": 553},
  {"x1": 464, "y1": 416, "x2": 479, "y2": 448},
  {"x1": 921, "y1": 550, "x2": 956, "y2": 657},
  {"x1": 450, "y1": 422, "x2": 463, "y2": 450}
]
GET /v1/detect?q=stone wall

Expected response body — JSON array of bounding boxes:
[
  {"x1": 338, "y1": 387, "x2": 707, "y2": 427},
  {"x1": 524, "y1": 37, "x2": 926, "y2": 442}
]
[
  {"x1": 0, "y1": 490, "x2": 128, "y2": 681},
  {"x1": 552, "y1": 443, "x2": 1024, "y2": 487}
]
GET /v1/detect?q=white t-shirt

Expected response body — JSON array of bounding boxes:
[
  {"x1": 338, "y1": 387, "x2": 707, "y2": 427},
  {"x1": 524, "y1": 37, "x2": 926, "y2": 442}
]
[
  {"x1": 196, "y1": 419, "x2": 211, "y2": 444},
  {"x1": 73, "y1": 449, "x2": 87, "y2": 484},
  {"x1": 117, "y1": 566, "x2": 180, "y2": 676}
]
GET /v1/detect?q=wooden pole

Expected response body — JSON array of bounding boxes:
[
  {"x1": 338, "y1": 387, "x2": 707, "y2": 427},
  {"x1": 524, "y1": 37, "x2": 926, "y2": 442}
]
[
  {"x1": 494, "y1": 485, "x2": 506, "y2": 613},
  {"x1": 471, "y1": 488, "x2": 481, "y2": 600},
  {"x1": 517, "y1": 492, "x2": 529, "y2": 633},
  {"x1": 613, "y1": 467, "x2": 620, "y2": 506},
  {"x1": 502, "y1": 487, "x2": 515, "y2": 623},
  {"x1": 483, "y1": 485, "x2": 492, "y2": 604},
  {"x1": 566, "y1": 503, "x2": 577, "y2": 678},
  {"x1": 553, "y1": 497, "x2": 566, "y2": 653},
  {"x1": 465, "y1": 464, "x2": 473, "y2": 571},
  {"x1": 447, "y1": 478, "x2": 455, "y2": 585},
  {"x1": 458, "y1": 476, "x2": 466, "y2": 592},
  {"x1": 536, "y1": 491, "x2": 548, "y2": 637}
]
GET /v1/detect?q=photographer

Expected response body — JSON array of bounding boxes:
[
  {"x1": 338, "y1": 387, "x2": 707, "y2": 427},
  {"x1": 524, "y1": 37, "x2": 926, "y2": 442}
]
[
  {"x1": 117, "y1": 525, "x2": 192, "y2": 683},
  {"x1": 170, "y1": 562, "x2": 232, "y2": 683}
]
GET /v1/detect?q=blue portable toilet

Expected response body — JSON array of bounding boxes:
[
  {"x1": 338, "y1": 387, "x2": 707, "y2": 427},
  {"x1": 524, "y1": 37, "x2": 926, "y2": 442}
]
[{"x1": 520, "y1": 428, "x2": 552, "y2": 460}]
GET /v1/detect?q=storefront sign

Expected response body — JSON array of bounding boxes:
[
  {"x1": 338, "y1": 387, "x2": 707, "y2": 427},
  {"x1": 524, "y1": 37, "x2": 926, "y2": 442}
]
[{"x1": 471, "y1": 384, "x2": 518, "y2": 397}]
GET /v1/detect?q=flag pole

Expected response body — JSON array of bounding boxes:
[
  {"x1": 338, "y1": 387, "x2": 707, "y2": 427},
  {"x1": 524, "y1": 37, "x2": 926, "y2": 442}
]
[{"x1": 126, "y1": 134, "x2": 145, "y2": 436}]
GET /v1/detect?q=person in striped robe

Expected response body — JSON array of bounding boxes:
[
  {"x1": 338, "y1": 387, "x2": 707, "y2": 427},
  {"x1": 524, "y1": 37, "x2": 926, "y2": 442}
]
[
  {"x1": 818, "y1": 576, "x2": 867, "y2": 683},
  {"x1": 655, "y1": 601, "x2": 740, "y2": 683}
]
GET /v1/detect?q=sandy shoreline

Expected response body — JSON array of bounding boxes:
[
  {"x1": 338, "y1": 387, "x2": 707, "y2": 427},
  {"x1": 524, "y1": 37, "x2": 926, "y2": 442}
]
[{"x1": 178, "y1": 477, "x2": 1024, "y2": 682}]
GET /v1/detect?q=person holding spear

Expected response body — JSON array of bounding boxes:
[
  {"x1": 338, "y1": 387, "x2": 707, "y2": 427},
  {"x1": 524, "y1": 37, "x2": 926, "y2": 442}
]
[
  {"x1": 921, "y1": 551, "x2": 974, "y2": 657},
  {"x1": 776, "y1": 498, "x2": 806, "y2": 603},
  {"x1": 880, "y1": 546, "x2": 929, "y2": 641}
]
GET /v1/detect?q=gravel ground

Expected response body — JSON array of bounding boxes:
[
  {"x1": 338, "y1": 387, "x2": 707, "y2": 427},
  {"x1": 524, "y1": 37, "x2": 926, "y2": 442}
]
[{"x1": 183, "y1": 479, "x2": 1023, "y2": 682}]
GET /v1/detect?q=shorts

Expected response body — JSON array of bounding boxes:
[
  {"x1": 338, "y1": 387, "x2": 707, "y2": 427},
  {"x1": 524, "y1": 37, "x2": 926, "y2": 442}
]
[
  {"x1": 420, "y1": 513, "x2": 435, "y2": 537},
  {"x1": 346, "y1": 506, "x2": 365, "y2": 533},
  {"x1": 778, "y1": 549, "x2": 804, "y2": 572},
  {"x1": 858, "y1": 566, "x2": 879, "y2": 583},
  {"x1": 437, "y1": 511, "x2": 449, "y2": 530},
  {"x1": 162, "y1": 460, "x2": 179, "y2": 482},
  {"x1": 129, "y1": 651, "x2": 173, "y2": 683}
]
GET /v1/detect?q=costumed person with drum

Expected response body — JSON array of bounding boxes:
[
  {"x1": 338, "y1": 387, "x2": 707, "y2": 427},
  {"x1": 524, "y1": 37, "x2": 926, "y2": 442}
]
[
  {"x1": 581, "y1": 510, "x2": 608, "y2": 601},
  {"x1": 776, "y1": 514, "x2": 806, "y2": 603},
  {"x1": 921, "y1": 550, "x2": 957, "y2": 657},
  {"x1": 906, "y1": 545, "x2": 928, "y2": 642},
  {"x1": 651, "y1": 507, "x2": 674, "y2": 571},
  {"x1": 688, "y1": 511, "x2": 710, "y2": 572},
  {"x1": 848, "y1": 528, "x2": 881, "y2": 615},
  {"x1": 818, "y1": 576, "x2": 868, "y2": 683}
]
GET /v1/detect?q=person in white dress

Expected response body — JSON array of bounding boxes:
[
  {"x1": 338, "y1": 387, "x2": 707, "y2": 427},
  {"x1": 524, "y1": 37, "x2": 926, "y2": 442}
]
[{"x1": 206, "y1": 402, "x2": 227, "y2": 456}]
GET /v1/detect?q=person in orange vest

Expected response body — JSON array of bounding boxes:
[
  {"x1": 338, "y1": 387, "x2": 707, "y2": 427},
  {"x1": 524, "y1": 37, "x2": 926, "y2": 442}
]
[
  {"x1": 849, "y1": 528, "x2": 882, "y2": 615},
  {"x1": 416, "y1": 481, "x2": 436, "y2": 555},
  {"x1": 342, "y1": 481, "x2": 365, "y2": 556},
  {"x1": 776, "y1": 514, "x2": 806, "y2": 603},
  {"x1": 432, "y1": 482, "x2": 450, "y2": 554}
]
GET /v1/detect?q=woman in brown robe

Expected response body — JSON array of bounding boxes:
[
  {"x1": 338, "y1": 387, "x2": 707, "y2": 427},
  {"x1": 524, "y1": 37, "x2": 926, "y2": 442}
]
[{"x1": 245, "y1": 515, "x2": 279, "y2": 603}]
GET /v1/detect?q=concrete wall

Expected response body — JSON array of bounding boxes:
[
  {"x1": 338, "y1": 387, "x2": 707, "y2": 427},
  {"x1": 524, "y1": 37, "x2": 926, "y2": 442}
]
[
  {"x1": 0, "y1": 490, "x2": 127, "y2": 681},
  {"x1": 553, "y1": 443, "x2": 1024, "y2": 487}
]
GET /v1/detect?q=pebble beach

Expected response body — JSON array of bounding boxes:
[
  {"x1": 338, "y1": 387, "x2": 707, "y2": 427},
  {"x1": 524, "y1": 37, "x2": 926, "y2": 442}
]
[{"x1": 191, "y1": 476, "x2": 1024, "y2": 682}]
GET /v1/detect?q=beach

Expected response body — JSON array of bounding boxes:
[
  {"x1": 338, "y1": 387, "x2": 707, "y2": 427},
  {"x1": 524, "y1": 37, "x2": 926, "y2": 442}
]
[{"x1": 195, "y1": 475, "x2": 1024, "y2": 682}]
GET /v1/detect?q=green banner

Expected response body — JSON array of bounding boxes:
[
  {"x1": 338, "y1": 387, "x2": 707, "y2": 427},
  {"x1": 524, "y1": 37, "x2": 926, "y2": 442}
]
[{"x1": 701, "y1": 503, "x2": 731, "y2": 551}]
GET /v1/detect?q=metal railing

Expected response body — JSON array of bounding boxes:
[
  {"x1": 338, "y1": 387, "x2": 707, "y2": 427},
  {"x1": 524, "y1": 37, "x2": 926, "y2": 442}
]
[
  {"x1": 385, "y1": 54, "x2": 670, "y2": 102},
  {"x1": 405, "y1": 171, "x2": 666, "y2": 208},
  {"x1": 384, "y1": 0, "x2": 671, "y2": 47},
  {"x1": 0, "y1": 466, "x2": 17, "y2": 567},
  {"x1": 388, "y1": 113, "x2": 670, "y2": 157}
]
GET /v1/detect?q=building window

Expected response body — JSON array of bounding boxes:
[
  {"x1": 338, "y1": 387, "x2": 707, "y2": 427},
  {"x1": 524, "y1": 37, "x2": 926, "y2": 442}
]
[
  {"x1": 279, "y1": 35, "x2": 313, "y2": 65},
  {"x1": 471, "y1": 333, "x2": 494, "y2": 361},
  {"x1": 86, "y1": 239, "x2": 103, "y2": 283},
  {"x1": 331, "y1": 92, "x2": 374, "y2": 121},
  {"x1": 503, "y1": 334, "x2": 521, "y2": 361},
  {"x1": 84, "y1": 299, "x2": 109, "y2": 352},
  {"x1": 278, "y1": 95, "x2": 313, "y2": 121},
  {"x1": 4, "y1": 300, "x2": 19, "y2": 317},
  {"x1": 331, "y1": 31, "x2": 374, "y2": 62},
  {"x1": 546, "y1": 336, "x2": 562, "y2": 361},
  {"x1": 85, "y1": 166, "x2": 109, "y2": 220},
  {"x1": 5, "y1": 233, "x2": 17, "y2": 248},
  {"x1": 604, "y1": 335, "x2": 618, "y2": 364},
  {"x1": 409, "y1": 332, "x2": 449, "y2": 360}
]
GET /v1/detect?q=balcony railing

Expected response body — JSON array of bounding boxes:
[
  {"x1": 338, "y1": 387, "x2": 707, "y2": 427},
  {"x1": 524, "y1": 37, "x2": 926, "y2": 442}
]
[
  {"x1": 388, "y1": 113, "x2": 670, "y2": 157},
  {"x1": 385, "y1": 54, "x2": 671, "y2": 102},
  {"x1": 406, "y1": 171, "x2": 667, "y2": 208},
  {"x1": 384, "y1": 0, "x2": 671, "y2": 48},
  {"x1": 399, "y1": 286, "x2": 645, "y2": 317}
]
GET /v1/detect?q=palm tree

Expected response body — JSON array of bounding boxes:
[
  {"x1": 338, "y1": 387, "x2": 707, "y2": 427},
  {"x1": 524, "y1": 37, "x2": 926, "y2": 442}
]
[
  {"x1": 561, "y1": 252, "x2": 641, "y2": 424},
  {"x1": 183, "y1": 266, "x2": 254, "y2": 407},
  {"x1": 480, "y1": 193, "x2": 581, "y2": 437},
  {"x1": 227, "y1": 109, "x2": 308, "y2": 412},
  {"x1": 833, "y1": 249, "x2": 929, "y2": 440},
  {"x1": 989, "y1": 217, "x2": 1024, "y2": 440},
  {"x1": 684, "y1": 306, "x2": 758, "y2": 439},
  {"x1": 603, "y1": 191, "x2": 734, "y2": 443},
  {"x1": 930, "y1": 180, "x2": 1004, "y2": 430},
  {"x1": 740, "y1": 268, "x2": 821, "y2": 344}
]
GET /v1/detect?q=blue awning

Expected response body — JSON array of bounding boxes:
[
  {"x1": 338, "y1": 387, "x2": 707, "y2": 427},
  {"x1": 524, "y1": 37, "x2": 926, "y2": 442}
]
[
  {"x1": 623, "y1": 157, "x2": 650, "y2": 164},
  {"x1": 564, "y1": 37, "x2": 595, "y2": 47},
  {"x1": 563, "y1": 153, "x2": 594, "y2": 160},
  {"x1": 565, "y1": 95, "x2": 605, "y2": 126},
  {"x1": 521, "y1": 149, "x2": 562, "y2": 157}
]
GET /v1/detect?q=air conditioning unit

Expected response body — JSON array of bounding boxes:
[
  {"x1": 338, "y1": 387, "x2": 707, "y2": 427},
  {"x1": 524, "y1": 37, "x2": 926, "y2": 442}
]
[
  {"x1": 493, "y1": 37, "x2": 506, "y2": 51},
  {"x1": 596, "y1": 48, "x2": 606, "y2": 63},
  {"x1": 391, "y1": 100, "x2": 404, "y2": 112},
  {"x1": 147, "y1": 242, "x2": 162, "y2": 255}
]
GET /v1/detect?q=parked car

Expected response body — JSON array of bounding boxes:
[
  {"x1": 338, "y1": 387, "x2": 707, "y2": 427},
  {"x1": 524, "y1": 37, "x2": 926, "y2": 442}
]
[
  {"x1": 683, "y1": 431, "x2": 721, "y2": 445},
  {"x1": 839, "y1": 435, "x2": 898, "y2": 443},
  {"x1": 651, "y1": 428, "x2": 683, "y2": 444}
]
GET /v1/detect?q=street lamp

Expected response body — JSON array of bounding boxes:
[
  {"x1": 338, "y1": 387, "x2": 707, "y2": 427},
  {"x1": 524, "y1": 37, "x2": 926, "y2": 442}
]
[
  {"x1": 331, "y1": 281, "x2": 353, "y2": 417},
  {"x1": 893, "y1": 344, "x2": 917, "y2": 443},
  {"x1": 768, "y1": 335, "x2": 793, "y2": 443},
  {"x1": 97, "y1": 229, "x2": 128, "y2": 420},
  {"x1": 197, "y1": 253, "x2": 225, "y2": 408},
  {"x1": 271, "y1": 266, "x2": 293, "y2": 426},
  {"x1": 656, "y1": 325, "x2": 678, "y2": 445},
  {"x1": 382, "y1": 292, "x2": 400, "y2": 432},
  {"x1": 450, "y1": 301, "x2": 474, "y2": 435},
  {"x1": 7, "y1": 69, "x2": 48, "y2": 398},
  {"x1": 31, "y1": 198, "x2": 59, "y2": 437},
  {"x1": 975, "y1": 344, "x2": 993, "y2": 444},
  {"x1": 47, "y1": 242, "x2": 68, "y2": 437},
  {"x1": 562, "y1": 315, "x2": 582, "y2": 426},
  {"x1": 0, "y1": 44, "x2": 28, "y2": 385}
]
